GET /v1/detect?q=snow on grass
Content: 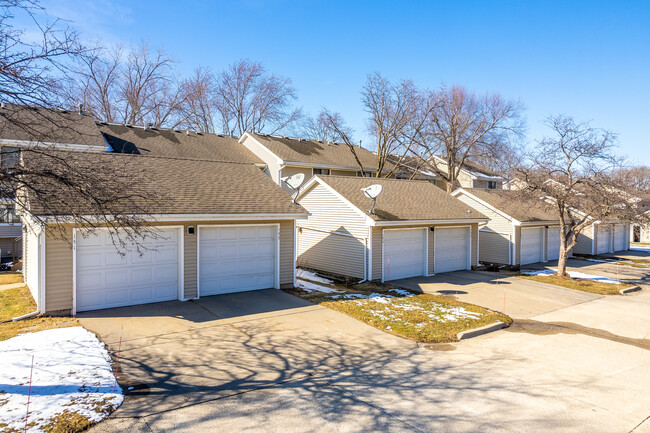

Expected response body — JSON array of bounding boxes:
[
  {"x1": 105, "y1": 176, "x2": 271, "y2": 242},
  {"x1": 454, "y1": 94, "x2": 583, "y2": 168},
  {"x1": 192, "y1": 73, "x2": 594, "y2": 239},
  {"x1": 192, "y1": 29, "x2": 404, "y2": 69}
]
[
  {"x1": 0, "y1": 327, "x2": 123, "y2": 432},
  {"x1": 522, "y1": 269, "x2": 622, "y2": 284},
  {"x1": 332, "y1": 288, "x2": 416, "y2": 301},
  {"x1": 296, "y1": 269, "x2": 334, "y2": 285},
  {"x1": 296, "y1": 279, "x2": 342, "y2": 293},
  {"x1": 360, "y1": 301, "x2": 483, "y2": 324},
  {"x1": 631, "y1": 246, "x2": 650, "y2": 252}
]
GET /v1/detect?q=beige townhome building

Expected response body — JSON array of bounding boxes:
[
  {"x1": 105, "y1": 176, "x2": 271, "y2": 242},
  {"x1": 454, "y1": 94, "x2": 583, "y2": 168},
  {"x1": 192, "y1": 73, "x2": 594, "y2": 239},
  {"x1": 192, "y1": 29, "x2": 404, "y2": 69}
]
[
  {"x1": 239, "y1": 132, "x2": 379, "y2": 192},
  {"x1": 452, "y1": 188, "x2": 562, "y2": 266},
  {"x1": 295, "y1": 176, "x2": 487, "y2": 282},
  {"x1": 16, "y1": 110, "x2": 308, "y2": 315},
  {"x1": 391, "y1": 155, "x2": 506, "y2": 190}
]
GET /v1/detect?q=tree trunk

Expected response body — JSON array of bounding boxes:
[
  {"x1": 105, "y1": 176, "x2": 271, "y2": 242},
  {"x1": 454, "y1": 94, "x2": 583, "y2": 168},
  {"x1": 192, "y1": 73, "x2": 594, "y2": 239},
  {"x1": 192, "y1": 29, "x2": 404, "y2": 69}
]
[{"x1": 557, "y1": 247, "x2": 569, "y2": 279}]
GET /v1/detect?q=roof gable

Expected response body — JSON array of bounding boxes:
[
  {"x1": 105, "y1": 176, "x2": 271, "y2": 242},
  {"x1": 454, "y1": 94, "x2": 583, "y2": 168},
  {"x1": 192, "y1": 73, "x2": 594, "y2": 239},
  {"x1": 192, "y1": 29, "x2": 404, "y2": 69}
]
[
  {"x1": 244, "y1": 132, "x2": 378, "y2": 170},
  {"x1": 454, "y1": 188, "x2": 559, "y2": 223},
  {"x1": 303, "y1": 176, "x2": 486, "y2": 223}
]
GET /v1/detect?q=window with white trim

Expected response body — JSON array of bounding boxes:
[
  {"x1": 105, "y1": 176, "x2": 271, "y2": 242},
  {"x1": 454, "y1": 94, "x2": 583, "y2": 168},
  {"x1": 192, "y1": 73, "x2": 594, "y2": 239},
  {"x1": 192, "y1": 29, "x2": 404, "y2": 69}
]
[{"x1": 312, "y1": 168, "x2": 330, "y2": 175}]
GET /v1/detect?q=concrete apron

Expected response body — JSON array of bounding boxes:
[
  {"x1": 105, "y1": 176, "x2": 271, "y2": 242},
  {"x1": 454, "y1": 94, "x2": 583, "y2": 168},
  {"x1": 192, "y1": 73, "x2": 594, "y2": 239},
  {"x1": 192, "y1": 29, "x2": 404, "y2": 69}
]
[{"x1": 78, "y1": 289, "x2": 416, "y2": 418}]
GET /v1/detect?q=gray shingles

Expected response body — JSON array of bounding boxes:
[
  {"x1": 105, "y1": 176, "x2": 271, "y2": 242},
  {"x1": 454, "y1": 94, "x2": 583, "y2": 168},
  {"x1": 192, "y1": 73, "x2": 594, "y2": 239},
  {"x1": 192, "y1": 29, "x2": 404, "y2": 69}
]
[
  {"x1": 462, "y1": 188, "x2": 559, "y2": 222},
  {"x1": 0, "y1": 104, "x2": 106, "y2": 148},
  {"x1": 314, "y1": 176, "x2": 487, "y2": 221}
]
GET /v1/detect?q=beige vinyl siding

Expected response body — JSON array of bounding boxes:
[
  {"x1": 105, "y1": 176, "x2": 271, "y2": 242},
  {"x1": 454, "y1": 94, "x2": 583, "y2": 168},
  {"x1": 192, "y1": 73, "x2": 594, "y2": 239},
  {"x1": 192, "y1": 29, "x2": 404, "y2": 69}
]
[
  {"x1": 240, "y1": 135, "x2": 283, "y2": 184},
  {"x1": 371, "y1": 222, "x2": 478, "y2": 280},
  {"x1": 573, "y1": 224, "x2": 594, "y2": 255},
  {"x1": 280, "y1": 166, "x2": 313, "y2": 193},
  {"x1": 45, "y1": 226, "x2": 73, "y2": 313},
  {"x1": 297, "y1": 183, "x2": 369, "y2": 278},
  {"x1": 43, "y1": 219, "x2": 296, "y2": 314},
  {"x1": 455, "y1": 192, "x2": 513, "y2": 264},
  {"x1": 456, "y1": 171, "x2": 475, "y2": 188}
]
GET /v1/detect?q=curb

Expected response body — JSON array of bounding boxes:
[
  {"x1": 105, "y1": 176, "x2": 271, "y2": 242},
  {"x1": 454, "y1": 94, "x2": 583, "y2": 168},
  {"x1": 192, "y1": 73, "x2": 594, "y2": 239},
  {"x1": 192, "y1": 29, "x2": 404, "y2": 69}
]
[
  {"x1": 619, "y1": 285, "x2": 642, "y2": 295},
  {"x1": 457, "y1": 321, "x2": 508, "y2": 341}
]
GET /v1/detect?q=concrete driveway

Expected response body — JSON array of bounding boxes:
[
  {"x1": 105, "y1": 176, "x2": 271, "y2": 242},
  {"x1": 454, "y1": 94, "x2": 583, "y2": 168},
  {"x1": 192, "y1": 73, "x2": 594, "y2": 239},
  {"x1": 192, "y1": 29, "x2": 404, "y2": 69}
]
[
  {"x1": 396, "y1": 270, "x2": 600, "y2": 319},
  {"x1": 79, "y1": 289, "x2": 415, "y2": 417},
  {"x1": 85, "y1": 280, "x2": 650, "y2": 433}
]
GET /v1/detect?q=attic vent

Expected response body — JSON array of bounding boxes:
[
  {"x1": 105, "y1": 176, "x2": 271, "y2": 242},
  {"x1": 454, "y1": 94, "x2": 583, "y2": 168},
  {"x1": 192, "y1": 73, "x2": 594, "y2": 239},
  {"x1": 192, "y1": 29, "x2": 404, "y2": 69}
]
[
  {"x1": 299, "y1": 138, "x2": 306, "y2": 142},
  {"x1": 173, "y1": 129, "x2": 181, "y2": 133}
]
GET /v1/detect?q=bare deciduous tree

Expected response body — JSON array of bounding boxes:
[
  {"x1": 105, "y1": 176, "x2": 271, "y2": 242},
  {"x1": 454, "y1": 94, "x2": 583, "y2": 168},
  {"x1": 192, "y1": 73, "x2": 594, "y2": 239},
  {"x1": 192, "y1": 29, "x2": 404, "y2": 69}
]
[
  {"x1": 360, "y1": 72, "x2": 435, "y2": 177},
  {"x1": 215, "y1": 59, "x2": 301, "y2": 136},
  {"x1": 517, "y1": 115, "x2": 647, "y2": 277},
  {"x1": 0, "y1": 0, "x2": 85, "y2": 108},
  {"x1": 67, "y1": 42, "x2": 187, "y2": 128},
  {"x1": 301, "y1": 109, "x2": 353, "y2": 143},
  {"x1": 178, "y1": 67, "x2": 219, "y2": 133},
  {"x1": 413, "y1": 85, "x2": 525, "y2": 191}
]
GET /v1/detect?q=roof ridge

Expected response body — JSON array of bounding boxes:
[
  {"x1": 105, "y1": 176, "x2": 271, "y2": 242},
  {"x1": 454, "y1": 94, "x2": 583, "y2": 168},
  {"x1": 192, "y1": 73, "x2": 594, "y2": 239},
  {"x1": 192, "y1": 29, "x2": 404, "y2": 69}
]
[
  {"x1": 98, "y1": 122, "x2": 237, "y2": 138},
  {"x1": 40, "y1": 148, "x2": 263, "y2": 167},
  {"x1": 319, "y1": 174, "x2": 433, "y2": 184}
]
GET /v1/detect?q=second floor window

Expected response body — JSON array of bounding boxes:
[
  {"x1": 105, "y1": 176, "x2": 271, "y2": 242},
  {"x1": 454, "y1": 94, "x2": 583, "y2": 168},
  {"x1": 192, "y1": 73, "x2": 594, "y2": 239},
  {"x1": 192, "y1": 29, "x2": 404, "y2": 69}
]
[
  {"x1": 1, "y1": 146, "x2": 20, "y2": 168},
  {"x1": 356, "y1": 171, "x2": 372, "y2": 177},
  {"x1": 487, "y1": 181, "x2": 498, "y2": 189},
  {"x1": 0, "y1": 204, "x2": 19, "y2": 223},
  {"x1": 313, "y1": 168, "x2": 330, "y2": 176}
]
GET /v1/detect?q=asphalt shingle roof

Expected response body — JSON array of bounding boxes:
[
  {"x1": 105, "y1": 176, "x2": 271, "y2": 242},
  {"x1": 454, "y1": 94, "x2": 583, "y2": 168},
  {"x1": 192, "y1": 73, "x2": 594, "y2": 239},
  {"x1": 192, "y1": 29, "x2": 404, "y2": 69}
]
[
  {"x1": 246, "y1": 133, "x2": 378, "y2": 170},
  {"x1": 99, "y1": 124, "x2": 263, "y2": 164},
  {"x1": 24, "y1": 151, "x2": 306, "y2": 217},
  {"x1": 460, "y1": 188, "x2": 559, "y2": 222},
  {"x1": 313, "y1": 176, "x2": 487, "y2": 222},
  {"x1": 0, "y1": 104, "x2": 106, "y2": 148}
]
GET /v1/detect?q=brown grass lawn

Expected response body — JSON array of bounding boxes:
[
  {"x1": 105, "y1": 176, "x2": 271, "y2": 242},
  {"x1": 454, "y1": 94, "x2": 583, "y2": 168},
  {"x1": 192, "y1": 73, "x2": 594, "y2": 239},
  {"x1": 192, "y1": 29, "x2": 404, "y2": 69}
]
[
  {"x1": 518, "y1": 274, "x2": 634, "y2": 295},
  {"x1": 285, "y1": 280, "x2": 511, "y2": 343},
  {"x1": 0, "y1": 285, "x2": 78, "y2": 341},
  {"x1": 620, "y1": 259, "x2": 650, "y2": 269},
  {"x1": 0, "y1": 272, "x2": 24, "y2": 285}
]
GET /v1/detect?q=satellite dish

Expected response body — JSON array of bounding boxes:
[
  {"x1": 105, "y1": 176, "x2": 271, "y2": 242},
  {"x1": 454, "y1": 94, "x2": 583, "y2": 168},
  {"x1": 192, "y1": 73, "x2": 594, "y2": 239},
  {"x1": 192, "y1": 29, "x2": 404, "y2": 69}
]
[
  {"x1": 362, "y1": 184, "x2": 382, "y2": 199},
  {"x1": 281, "y1": 173, "x2": 306, "y2": 204},
  {"x1": 282, "y1": 173, "x2": 305, "y2": 190},
  {"x1": 361, "y1": 184, "x2": 383, "y2": 214}
]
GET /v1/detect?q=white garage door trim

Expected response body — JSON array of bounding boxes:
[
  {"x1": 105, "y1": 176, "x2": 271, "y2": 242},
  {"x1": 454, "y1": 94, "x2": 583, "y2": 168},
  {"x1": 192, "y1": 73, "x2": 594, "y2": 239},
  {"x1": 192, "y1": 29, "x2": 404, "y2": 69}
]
[
  {"x1": 434, "y1": 225, "x2": 471, "y2": 274},
  {"x1": 546, "y1": 226, "x2": 561, "y2": 261},
  {"x1": 613, "y1": 224, "x2": 627, "y2": 252},
  {"x1": 381, "y1": 227, "x2": 428, "y2": 282},
  {"x1": 197, "y1": 224, "x2": 280, "y2": 297},
  {"x1": 520, "y1": 227, "x2": 545, "y2": 265},
  {"x1": 72, "y1": 226, "x2": 184, "y2": 315}
]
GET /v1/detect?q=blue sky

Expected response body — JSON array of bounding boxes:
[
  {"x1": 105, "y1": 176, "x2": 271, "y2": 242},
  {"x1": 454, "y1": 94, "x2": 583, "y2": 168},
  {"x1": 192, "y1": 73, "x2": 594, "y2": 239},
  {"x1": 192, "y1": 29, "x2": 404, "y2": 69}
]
[{"x1": 40, "y1": 0, "x2": 650, "y2": 165}]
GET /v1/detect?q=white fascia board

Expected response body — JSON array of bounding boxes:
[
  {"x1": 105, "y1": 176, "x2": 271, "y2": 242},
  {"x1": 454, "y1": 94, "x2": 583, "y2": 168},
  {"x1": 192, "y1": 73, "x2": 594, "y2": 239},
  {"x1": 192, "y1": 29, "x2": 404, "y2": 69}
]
[
  {"x1": 0, "y1": 138, "x2": 107, "y2": 152},
  {"x1": 42, "y1": 213, "x2": 310, "y2": 224},
  {"x1": 519, "y1": 221, "x2": 561, "y2": 227},
  {"x1": 373, "y1": 218, "x2": 487, "y2": 227},
  {"x1": 239, "y1": 133, "x2": 285, "y2": 167},
  {"x1": 297, "y1": 176, "x2": 376, "y2": 225},
  {"x1": 451, "y1": 189, "x2": 519, "y2": 224},
  {"x1": 284, "y1": 161, "x2": 377, "y2": 172}
]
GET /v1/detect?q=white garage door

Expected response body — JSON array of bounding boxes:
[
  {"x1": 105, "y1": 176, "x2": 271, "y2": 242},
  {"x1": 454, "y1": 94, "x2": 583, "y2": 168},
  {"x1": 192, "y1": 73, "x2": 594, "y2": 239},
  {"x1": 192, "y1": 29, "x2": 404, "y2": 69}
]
[
  {"x1": 199, "y1": 225, "x2": 277, "y2": 296},
  {"x1": 383, "y1": 229, "x2": 426, "y2": 281},
  {"x1": 613, "y1": 224, "x2": 627, "y2": 252},
  {"x1": 435, "y1": 227, "x2": 470, "y2": 273},
  {"x1": 547, "y1": 227, "x2": 561, "y2": 261},
  {"x1": 597, "y1": 225, "x2": 612, "y2": 254},
  {"x1": 520, "y1": 227, "x2": 544, "y2": 265},
  {"x1": 75, "y1": 228, "x2": 179, "y2": 312}
]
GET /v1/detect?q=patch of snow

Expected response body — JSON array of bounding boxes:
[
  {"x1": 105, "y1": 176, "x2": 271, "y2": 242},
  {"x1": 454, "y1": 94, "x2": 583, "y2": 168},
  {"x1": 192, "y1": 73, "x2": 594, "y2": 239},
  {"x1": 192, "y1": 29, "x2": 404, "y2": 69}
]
[
  {"x1": 389, "y1": 288, "x2": 416, "y2": 297},
  {"x1": 296, "y1": 269, "x2": 333, "y2": 285},
  {"x1": 0, "y1": 327, "x2": 123, "y2": 432},
  {"x1": 580, "y1": 258, "x2": 611, "y2": 263},
  {"x1": 522, "y1": 269, "x2": 622, "y2": 284},
  {"x1": 631, "y1": 246, "x2": 650, "y2": 252},
  {"x1": 296, "y1": 279, "x2": 341, "y2": 293}
]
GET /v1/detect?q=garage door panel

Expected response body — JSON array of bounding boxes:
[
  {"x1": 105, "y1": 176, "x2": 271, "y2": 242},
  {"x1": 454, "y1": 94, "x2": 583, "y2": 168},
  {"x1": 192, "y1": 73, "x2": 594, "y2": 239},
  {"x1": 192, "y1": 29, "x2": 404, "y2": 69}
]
[
  {"x1": 76, "y1": 228, "x2": 179, "y2": 312},
  {"x1": 597, "y1": 225, "x2": 611, "y2": 254},
  {"x1": 435, "y1": 227, "x2": 470, "y2": 273},
  {"x1": 547, "y1": 228, "x2": 561, "y2": 261},
  {"x1": 614, "y1": 225, "x2": 627, "y2": 251},
  {"x1": 383, "y1": 229, "x2": 426, "y2": 281},
  {"x1": 521, "y1": 227, "x2": 544, "y2": 265},
  {"x1": 199, "y1": 226, "x2": 277, "y2": 296}
]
